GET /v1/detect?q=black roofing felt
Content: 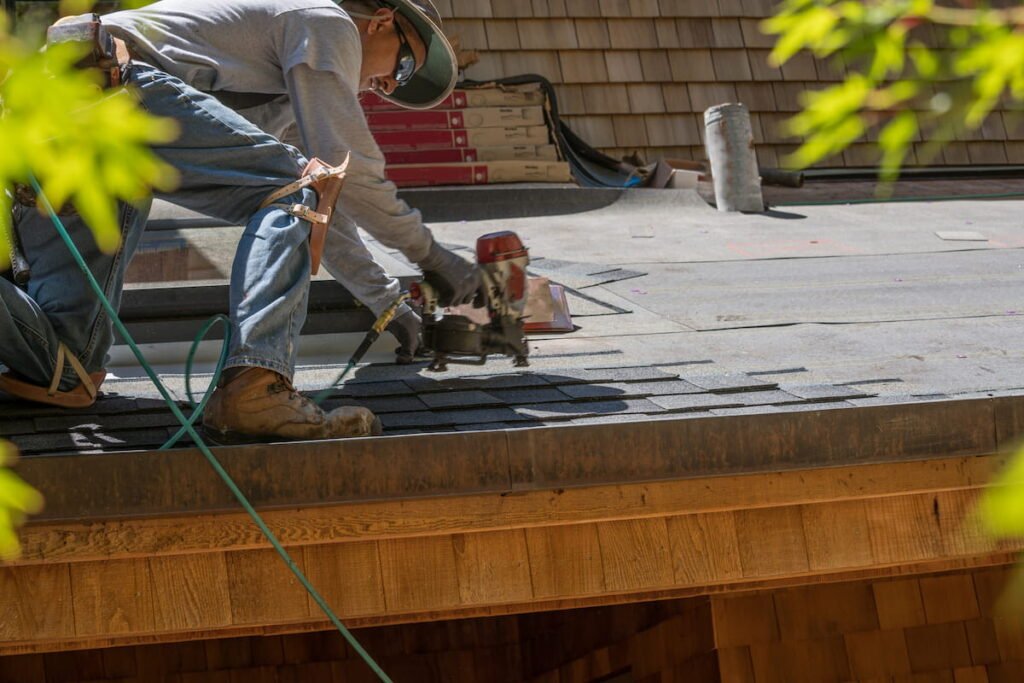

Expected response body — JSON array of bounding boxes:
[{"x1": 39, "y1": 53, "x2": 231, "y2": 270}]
[{"x1": 0, "y1": 361, "x2": 889, "y2": 457}]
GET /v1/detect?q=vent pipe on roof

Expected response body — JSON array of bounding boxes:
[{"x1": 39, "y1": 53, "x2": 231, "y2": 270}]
[{"x1": 704, "y1": 103, "x2": 765, "y2": 212}]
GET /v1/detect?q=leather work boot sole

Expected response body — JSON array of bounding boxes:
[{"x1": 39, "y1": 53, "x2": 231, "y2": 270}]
[
  {"x1": 0, "y1": 370, "x2": 105, "y2": 409},
  {"x1": 202, "y1": 367, "x2": 381, "y2": 442},
  {"x1": 0, "y1": 343, "x2": 105, "y2": 409}
]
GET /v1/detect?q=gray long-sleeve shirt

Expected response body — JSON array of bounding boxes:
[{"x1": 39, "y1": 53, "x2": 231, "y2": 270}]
[{"x1": 105, "y1": 0, "x2": 431, "y2": 315}]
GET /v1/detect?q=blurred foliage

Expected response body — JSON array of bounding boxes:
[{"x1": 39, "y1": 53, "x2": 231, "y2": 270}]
[
  {"x1": 0, "y1": 441, "x2": 43, "y2": 561},
  {"x1": 762, "y1": 0, "x2": 1024, "y2": 179},
  {"x1": 981, "y1": 443, "x2": 1024, "y2": 537},
  {"x1": 1, "y1": 0, "x2": 167, "y2": 559},
  {"x1": 1, "y1": 0, "x2": 175, "y2": 261},
  {"x1": 980, "y1": 442, "x2": 1024, "y2": 609}
]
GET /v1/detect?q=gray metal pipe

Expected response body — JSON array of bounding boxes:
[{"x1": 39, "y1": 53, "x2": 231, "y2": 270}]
[{"x1": 704, "y1": 103, "x2": 765, "y2": 212}]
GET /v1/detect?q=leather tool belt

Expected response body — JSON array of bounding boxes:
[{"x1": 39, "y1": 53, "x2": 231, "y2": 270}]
[{"x1": 46, "y1": 13, "x2": 130, "y2": 89}]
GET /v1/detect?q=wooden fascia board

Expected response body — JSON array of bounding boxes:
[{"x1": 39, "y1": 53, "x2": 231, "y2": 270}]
[
  {"x1": 2, "y1": 485, "x2": 1020, "y2": 656},
  {"x1": 16, "y1": 396, "x2": 1020, "y2": 523},
  {"x1": 10, "y1": 453, "x2": 1011, "y2": 567}
]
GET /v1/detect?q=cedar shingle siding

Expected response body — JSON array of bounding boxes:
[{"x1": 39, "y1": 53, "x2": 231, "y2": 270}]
[{"x1": 438, "y1": 0, "x2": 1024, "y2": 168}]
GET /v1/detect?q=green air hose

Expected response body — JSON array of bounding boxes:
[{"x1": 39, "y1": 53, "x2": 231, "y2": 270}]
[{"x1": 29, "y1": 177, "x2": 393, "y2": 683}]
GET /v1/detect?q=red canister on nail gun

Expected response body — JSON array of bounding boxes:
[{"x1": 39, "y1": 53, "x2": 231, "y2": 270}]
[{"x1": 476, "y1": 231, "x2": 529, "y2": 314}]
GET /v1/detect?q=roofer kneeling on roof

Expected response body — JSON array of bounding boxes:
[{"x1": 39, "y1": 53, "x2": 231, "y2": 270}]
[{"x1": 0, "y1": 0, "x2": 480, "y2": 440}]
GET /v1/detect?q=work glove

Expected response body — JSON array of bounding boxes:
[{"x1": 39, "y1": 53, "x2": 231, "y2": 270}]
[
  {"x1": 417, "y1": 240, "x2": 483, "y2": 308},
  {"x1": 386, "y1": 308, "x2": 422, "y2": 364}
]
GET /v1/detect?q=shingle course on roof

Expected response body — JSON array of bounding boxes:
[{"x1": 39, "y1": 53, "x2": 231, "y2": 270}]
[{"x1": 2, "y1": 360, "x2": 881, "y2": 456}]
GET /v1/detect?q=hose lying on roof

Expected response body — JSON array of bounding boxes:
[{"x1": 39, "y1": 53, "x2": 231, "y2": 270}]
[{"x1": 460, "y1": 74, "x2": 641, "y2": 188}]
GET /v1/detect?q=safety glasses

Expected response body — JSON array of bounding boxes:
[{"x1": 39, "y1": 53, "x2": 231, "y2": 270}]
[{"x1": 382, "y1": 3, "x2": 417, "y2": 86}]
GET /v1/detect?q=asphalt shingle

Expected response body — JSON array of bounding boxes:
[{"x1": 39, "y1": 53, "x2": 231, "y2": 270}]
[
  {"x1": 445, "y1": 407, "x2": 528, "y2": 425},
  {"x1": 649, "y1": 394, "x2": 745, "y2": 412},
  {"x1": 515, "y1": 398, "x2": 663, "y2": 421},
  {"x1": 711, "y1": 402, "x2": 854, "y2": 417},
  {"x1": 780, "y1": 384, "x2": 873, "y2": 401},
  {"x1": 489, "y1": 387, "x2": 572, "y2": 404},
  {"x1": 421, "y1": 390, "x2": 502, "y2": 409},
  {"x1": 679, "y1": 373, "x2": 778, "y2": 393},
  {"x1": 351, "y1": 396, "x2": 428, "y2": 414},
  {"x1": 593, "y1": 366, "x2": 681, "y2": 382},
  {"x1": 730, "y1": 389, "x2": 805, "y2": 406},
  {"x1": 0, "y1": 419, "x2": 36, "y2": 437},
  {"x1": 379, "y1": 412, "x2": 453, "y2": 429},
  {"x1": 536, "y1": 369, "x2": 619, "y2": 385},
  {"x1": 559, "y1": 380, "x2": 703, "y2": 399},
  {"x1": 33, "y1": 412, "x2": 184, "y2": 432},
  {"x1": 558, "y1": 383, "x2": 636, "y2": 400},
  {"x1": 334, "y1": 381, "x2": 413, "y2": 398},
  {"x1": 454, "y1": 422, "x2": 519, "y2": 431}
]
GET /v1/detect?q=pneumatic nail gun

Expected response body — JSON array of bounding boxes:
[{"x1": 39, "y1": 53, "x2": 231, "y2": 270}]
[{"x1": 411, "y1": 231, "x2": 530, "y2": 372}]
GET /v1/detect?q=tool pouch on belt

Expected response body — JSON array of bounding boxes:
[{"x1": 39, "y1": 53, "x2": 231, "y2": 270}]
[
  {"x1": 258, "y1": 154, "x2": 351, "y2": 276},
  {"x1": 46, "y1": 14, "x2": 128, "y2": 88}
]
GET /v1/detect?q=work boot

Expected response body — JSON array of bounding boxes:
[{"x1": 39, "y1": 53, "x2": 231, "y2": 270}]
[{"x1": 203, "y1": 367, "x2": 382, "y2": 441}]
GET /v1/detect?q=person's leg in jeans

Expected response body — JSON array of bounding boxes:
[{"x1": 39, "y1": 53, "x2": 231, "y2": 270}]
[
  {"x1": 130, "y1": 62, "x2": 378, "y2": 439},
  {"x1": 1, "y1": 62, "x2": 377, "y2": 438},
  {"x1": 0, "y1": 196, "x2": 149, "y2": 406}
]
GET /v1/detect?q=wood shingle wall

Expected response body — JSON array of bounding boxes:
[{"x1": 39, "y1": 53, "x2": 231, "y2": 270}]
[
  {"x1": 712, "y1": 566, "x2": 1024, "y2": 683},
  {"x1": 0, "y1": 600, "x2": 707, "y2": 683},
  {"x1": 529, "y1": 567, "x2": 1024, "y2": 682},
  {"x1": 434, "y1": 0, "x2": 1024, "y2": 168},
  {"x1": 7, "y1": 567, "x2": 1019, "y2": 682}
]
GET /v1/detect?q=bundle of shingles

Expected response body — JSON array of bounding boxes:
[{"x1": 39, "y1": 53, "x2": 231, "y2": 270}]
[{"x1": 360, "y1": 84, "x2": 573, "y2": 187}]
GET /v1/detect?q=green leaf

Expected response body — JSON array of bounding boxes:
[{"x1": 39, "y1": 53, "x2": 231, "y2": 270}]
[
  {"x1": 766, "y1": 6, "x2": 841, "y2": 65},
  {"x1": 909, "y1": 43, "x2": 938, "y2": 79},
  {"x1": 981, "y1": 444, "x2": 1024, "y2": 537},
  {"x1": 59, "y1": 0, "x2": 98, "y2": 15},
  {"x1": 0, "y1": 25, "x2": 177, "y2": 253},
  {"x1": 786, "y1": 77, "x2": 871, "y2": 137},
  {"x1": 0, "y1": 194, "x2": 10, "y2": 276},
  {"x1": 878, "y1": 111, "x2": 918, "y2": 182},
  {"x1": 908, "y1": 0, "x2": 933, "y2": 16},
  {"x1": 0, "y1": 470, "x2": 44, "y2": 514},
  {"x1": 0, "y1": 442, "x2": 43, "y2": 562},
  {"x1": 786, "y1": 114, "x2": 866, "y2": 168},
  {"x1": 869, "y1": 27, "x2": 906, "y2": 81}
]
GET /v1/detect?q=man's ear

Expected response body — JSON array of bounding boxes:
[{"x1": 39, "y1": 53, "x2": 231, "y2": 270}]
[{"x1": 365, "y1": 7, "x2": 396, "y2": 35}]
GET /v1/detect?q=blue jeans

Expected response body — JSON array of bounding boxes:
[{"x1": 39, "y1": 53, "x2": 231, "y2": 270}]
[{"x1": 1, "y1": 63, "x2": 314, "y2": 389}]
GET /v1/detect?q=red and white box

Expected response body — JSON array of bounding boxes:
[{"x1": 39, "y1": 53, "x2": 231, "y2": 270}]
[
  {"x1": 367, "y1": 106, "x2": 545, "y2": 131},
  {"x1": 375, "y1": 126, "x2": 551, "y2": 152},
  {"x1": 361, "y1": 87, "x2": 545, "y2": 112},
  {"x1": 383, "y1": 145, "x2": 559, "y2": 165},
  {"x1": 386, "y1": 160, "x2": 571, "y2": 187}
]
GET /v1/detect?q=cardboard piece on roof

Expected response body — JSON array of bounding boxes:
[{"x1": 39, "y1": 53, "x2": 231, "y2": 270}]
[
  {"x1": 649, "y1": 159, "x2": 706, "y2": 189},
  {"x1": 441, "y1": 277, "x2": 571, "y2": 333},
  {"x1": 525, "y1": 284, "x2": 573, "y2": 333}
]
